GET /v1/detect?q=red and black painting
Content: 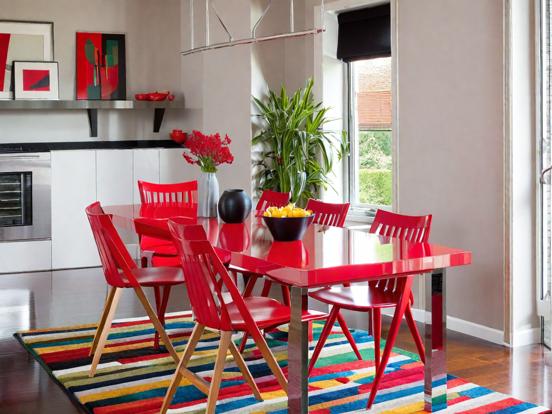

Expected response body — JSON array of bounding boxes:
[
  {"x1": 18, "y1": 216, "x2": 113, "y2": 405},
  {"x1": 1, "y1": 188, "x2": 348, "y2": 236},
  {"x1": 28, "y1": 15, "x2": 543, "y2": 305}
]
[
  {"x1": 76, "y1": 32, "x2": 126, "y2": 100},
  {"x1": 22, "y1": 69, "x2": 50, "y2": 92}
]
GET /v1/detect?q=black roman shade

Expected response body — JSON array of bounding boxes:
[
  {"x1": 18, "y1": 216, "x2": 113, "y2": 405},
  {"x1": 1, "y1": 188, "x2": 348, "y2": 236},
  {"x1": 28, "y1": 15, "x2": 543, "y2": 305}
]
[{"x1": 336, "y1": 3, "x2": 391, "y2": 62}]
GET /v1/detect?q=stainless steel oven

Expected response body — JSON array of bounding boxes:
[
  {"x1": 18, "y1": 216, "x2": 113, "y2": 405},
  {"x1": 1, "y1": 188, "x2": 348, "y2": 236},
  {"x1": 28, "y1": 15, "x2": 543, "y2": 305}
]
[{"x1": 0, "y1": 153, "x2": 51, "y2": 241}]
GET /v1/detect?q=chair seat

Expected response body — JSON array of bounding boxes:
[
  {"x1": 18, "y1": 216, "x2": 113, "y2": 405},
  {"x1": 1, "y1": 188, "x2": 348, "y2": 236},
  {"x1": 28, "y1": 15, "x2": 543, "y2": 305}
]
[
  {"x1": 150, "y1": 247, "x2": 232, "y2": 268},
  {"x1": 141, "y1": 236, "x2": 175, "y2": 254},
  {"x1": 227, "y1": 296, "x2": 327, "y2": 331},
  {"x1": 121, "y1": 266, "x2": 185, "y2": 287},
  {"x1": 309, "y1": 285, "x2": 404, "y2": 311}
]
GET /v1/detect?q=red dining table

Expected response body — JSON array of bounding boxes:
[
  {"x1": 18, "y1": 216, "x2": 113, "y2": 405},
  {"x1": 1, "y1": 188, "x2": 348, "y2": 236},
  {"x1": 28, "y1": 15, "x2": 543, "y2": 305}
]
[{"x1": 104, "y1": 203, "x2": 472, "y2": 413}]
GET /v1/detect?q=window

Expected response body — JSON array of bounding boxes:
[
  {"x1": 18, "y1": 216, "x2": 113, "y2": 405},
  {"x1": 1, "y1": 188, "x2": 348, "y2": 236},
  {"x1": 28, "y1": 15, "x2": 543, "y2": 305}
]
[
  {"x1": 335, "y1": 3, "x2": 392, "y2": 215},
  {"x1": 348, "y1": 57, "x2": 393, "y2": 212}
]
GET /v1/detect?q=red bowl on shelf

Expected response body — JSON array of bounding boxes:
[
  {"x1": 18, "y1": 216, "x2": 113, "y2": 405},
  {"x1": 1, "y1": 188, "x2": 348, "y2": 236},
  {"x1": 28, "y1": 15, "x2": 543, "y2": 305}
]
[
  {"x1": 170, "y1": 129, "x2": 187, "y2": 144},
  {"x1": 135, "y1": 93, "x2": 149, "y2": 101},
  {"x1": 148, "y1": 92, "x2": 169, "y2": 101}
]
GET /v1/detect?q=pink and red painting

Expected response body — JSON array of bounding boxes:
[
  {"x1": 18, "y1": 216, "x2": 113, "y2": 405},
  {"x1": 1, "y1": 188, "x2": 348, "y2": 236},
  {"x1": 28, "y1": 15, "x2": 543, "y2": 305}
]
[{"x1": 76, "y1": 32, "x2": 126, "y2": 100}]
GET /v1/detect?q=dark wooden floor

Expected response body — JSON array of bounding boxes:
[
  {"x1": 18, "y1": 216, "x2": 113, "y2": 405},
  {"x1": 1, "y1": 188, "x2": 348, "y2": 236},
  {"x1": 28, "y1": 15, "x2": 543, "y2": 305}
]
[{"x1": 0, "y1": 268, "x2": 551, "y2": 413}]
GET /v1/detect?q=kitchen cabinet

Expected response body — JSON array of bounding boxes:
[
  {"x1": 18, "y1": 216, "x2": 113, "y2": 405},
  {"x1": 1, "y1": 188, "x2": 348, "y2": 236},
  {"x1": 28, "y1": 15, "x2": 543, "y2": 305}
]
[
  {"x1": 133, "y1": 149, "x2": 160, "y2": 203},
  {"x1": 97, "y1": 150, "x2": 134, "y2": 205},
  {"x1": 0, "y1": 240, "x2": 52, "y2": 273},
  {"x1": 51, "y1": 150, "x2": 99, "y2": 269},
  {"x1": 160, "y1": 148, "x2": 194, "y2": 183},
  {"x1": 46, "y1": 147, "x2": 188, "y2": 270}
]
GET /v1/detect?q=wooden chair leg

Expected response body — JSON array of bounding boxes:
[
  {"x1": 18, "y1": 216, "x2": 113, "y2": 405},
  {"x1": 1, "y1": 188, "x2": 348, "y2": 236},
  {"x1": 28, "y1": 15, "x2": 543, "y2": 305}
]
[
  {"x1": 206, "y1": 331, "x2": 232, "y2": 414},
  {"x1": 405, "y1": 305, "x2": 425, "y2": 363},
  {"x1": 367, "y1": 278, "x2": 413, "y2": 409},
  {"x1": 260, "y1": 279, "x2": 272, "y2": 297},
  {"x1": 228, "y1": 341, "x2": 262, "y2": 400},
  {"x1": 336, "y1": 310, "x2": 363, "y2": 361},
  {"x1": 373, "y1": 308, "x2": 382, "y2": 373},
  {"x1": 153, "y1": 286, "x2": 161, "y2": 349},
  {"x1": 89, "y1": 287, "x2": 121, "y2": 377},
  {"x1": 133, "y1": 286, "x2": 210, "y2": 394},
  {"x1": 89, "y1": 287, "x2": 120, "y2": 357},
  {"x1": 280, "y1": 285, "x2": 290, "y2": 306},
  {"x1": 308, "y1": 305, "x2": 339, "y2": 375},
  {"x1": 238, "y1": 332, "x2": 249, "y2": 353},
  {"x1": 242, "y1": 273, "x2": 259, "y2": 297},
  {"x1": 153, "y1": 286, "x2": 172, "y2": 350},
  {"x1": 251, "y1": 331, "x2": 288, "y2": 393},
  {"x1": 159, "y1": 323, "x2": 205, "y2": 414},
  {"x1": 367, "y1": 308, "x2": 373, "y2": 336}
]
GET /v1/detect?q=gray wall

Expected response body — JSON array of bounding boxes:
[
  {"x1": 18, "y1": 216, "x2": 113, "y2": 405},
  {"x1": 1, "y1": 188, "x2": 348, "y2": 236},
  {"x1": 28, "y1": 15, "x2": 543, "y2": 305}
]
[
  {"x1": 0, "y1": 0, "x2": 184, "y2": 141},
  {"x1": 396, "y1": 0, "x2": 505, "y2": 331}
]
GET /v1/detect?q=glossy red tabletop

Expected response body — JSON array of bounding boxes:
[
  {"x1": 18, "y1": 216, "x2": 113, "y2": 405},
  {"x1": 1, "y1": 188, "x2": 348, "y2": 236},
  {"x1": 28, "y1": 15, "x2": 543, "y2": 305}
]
[{"x1": 105, "y1": 203, "x2": 472, "y2": 288}]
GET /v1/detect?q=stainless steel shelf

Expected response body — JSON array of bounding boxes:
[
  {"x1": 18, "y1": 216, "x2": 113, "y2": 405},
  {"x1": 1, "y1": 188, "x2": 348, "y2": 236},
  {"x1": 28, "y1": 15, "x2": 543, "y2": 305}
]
[
  {"x1": 0, "y1": 100, "x2": 185, "y2": 137},
  {"x1": 0, "y1": 99, "x2": 184, "y2": 110}
]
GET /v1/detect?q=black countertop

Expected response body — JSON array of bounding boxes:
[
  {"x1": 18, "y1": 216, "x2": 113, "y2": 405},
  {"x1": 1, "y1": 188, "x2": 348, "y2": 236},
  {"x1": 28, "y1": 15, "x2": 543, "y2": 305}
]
[{"x1": 0, "y1": 140, "x2": 181, "y2": 153}]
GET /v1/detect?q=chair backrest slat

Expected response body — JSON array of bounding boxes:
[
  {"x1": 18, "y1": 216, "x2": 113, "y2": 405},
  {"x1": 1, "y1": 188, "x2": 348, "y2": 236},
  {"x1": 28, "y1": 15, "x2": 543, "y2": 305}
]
[
  {"x1": 86, "y1": 202, "x2": 138, "y2": 288},
  {"x1": 305, "y1": 199, "x2": 350, "y2": 228},
  {"x1": 169, "y1": 221, "x2": 261, "y2": 332},
  {"x1": 138, "y1": 180, "x2": 197, "y2": 205},
  {"x1": 369, "y1": 209, "x2": 432, "y2": 292},
  {"x1": 255, "y1": 190, "x2": 290, "y2": 216}
]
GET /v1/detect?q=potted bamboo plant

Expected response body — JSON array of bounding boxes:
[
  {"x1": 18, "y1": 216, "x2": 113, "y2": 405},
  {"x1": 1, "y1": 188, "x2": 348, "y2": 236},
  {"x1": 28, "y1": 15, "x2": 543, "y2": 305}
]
[{"x1": 252, "y1": 79, "x2": 348, "y2": 206}]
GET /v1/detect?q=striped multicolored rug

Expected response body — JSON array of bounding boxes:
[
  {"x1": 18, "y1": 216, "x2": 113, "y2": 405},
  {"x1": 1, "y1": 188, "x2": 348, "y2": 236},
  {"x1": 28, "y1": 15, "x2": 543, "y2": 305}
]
[{"x1": 15, "y1": 311, "x2": 548, "y2": 413}]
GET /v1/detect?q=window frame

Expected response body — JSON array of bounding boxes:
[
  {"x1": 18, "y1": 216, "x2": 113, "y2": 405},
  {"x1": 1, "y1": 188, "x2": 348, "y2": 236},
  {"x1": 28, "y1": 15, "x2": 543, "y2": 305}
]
[{"x1": 345, "y1": 59, "x2": 394, "y2": 219}]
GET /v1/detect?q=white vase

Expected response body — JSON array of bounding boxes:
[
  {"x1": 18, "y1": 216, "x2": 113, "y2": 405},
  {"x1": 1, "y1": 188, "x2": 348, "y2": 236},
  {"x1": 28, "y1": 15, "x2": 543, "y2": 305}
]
[{"x1": 198, "y1": 172, "x2": 219, "y2": 217}]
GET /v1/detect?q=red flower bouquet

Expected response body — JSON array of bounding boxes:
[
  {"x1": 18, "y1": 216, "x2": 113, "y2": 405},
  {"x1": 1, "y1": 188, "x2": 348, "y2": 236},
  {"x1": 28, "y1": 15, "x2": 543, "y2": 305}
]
[{"x1": 182, "y1": 130, "x2": 234, "y2": 173}]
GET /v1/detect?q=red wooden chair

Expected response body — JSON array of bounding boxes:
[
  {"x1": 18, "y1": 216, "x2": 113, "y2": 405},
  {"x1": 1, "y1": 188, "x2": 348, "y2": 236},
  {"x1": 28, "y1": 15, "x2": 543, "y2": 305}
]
[
  {"x1": 254, "y1": 189, "x2": 290, "y2": 216},
  {"x1": 308, "y1": 209, "x2": 432, "y2": 380},
  {"x1": 161, "y1": 221, "x2": 324, "y2": 414},
  {"x1": 138, "y1": 180, "x2": 197, "y2": 204},
  {"x1": 137, "y1": 180, "x2": 197, "y2": 267},
  {"x1": 305, "y1": 198, "x2": 350, "y2": 227},
  {"x1": 238, "y1": 199, "x2": 349, "y2": 352},
  {"x1": 85, "y1": 202, "x2": 208, "y2": 394}
]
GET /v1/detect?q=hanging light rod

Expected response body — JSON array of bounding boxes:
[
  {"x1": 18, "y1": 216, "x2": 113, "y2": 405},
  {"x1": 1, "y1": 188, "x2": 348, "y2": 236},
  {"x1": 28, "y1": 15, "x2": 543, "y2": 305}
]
[
  {"x1": 181, "y1": 28, "x2": 324, "y2": 57},
  {"x1": 182, "y1": 0, "x2": 325, "y2": 57}
]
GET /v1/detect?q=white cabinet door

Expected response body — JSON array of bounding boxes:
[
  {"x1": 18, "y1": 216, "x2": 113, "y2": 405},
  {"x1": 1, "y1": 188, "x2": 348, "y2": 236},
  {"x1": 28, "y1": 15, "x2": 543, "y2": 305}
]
[
  {"x1": 51, "y1": 150, "x2": 99, "y2": 269},
  {"x1": 160, "y1": 148, "x2": 195, "y2": 183},
  {"x1": 133, "y1": 149, "x2": 160, "y2": 203},
  {"x1": 97, "y1": 150, "x2": 134, "y2": 205}
]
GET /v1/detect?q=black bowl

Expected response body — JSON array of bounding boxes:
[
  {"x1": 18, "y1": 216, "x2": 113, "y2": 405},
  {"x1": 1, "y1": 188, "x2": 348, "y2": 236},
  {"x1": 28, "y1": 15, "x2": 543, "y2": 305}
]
[{"x1": 262, "y1": 215, "x2": 314, "y2": 242}]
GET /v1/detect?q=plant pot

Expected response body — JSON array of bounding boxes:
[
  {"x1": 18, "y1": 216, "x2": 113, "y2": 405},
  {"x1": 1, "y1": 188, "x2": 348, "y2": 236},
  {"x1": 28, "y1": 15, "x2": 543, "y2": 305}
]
[
  {"x1": 198, "y1": 172, "x2": 219, "y2": 217},
  {"x1": 218, "y1": 189, "x2": 252, "y2": 223}
]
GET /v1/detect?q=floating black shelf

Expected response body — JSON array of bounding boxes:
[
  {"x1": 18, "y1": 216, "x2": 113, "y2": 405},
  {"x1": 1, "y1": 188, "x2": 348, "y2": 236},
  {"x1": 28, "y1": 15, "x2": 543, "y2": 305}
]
[{"x1": 0, "y1": 99, "x2": 185, "y2": 137}]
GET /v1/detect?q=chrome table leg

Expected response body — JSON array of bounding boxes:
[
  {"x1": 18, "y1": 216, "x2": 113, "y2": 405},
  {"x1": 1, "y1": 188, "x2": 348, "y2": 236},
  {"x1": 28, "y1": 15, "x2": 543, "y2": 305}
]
[
  {"x1": 424, "y1": 268, "x2": 447, "y2": 412},
  {"x1": 288, "y1": 286, "x2": 309, "y2": 413}
]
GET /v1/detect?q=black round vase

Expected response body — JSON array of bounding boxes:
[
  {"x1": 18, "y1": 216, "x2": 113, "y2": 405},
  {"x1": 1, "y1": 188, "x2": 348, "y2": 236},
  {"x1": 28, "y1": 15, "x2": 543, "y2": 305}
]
[{"x1": 218, "y1": 189, "x2": 252, "y2": 223}]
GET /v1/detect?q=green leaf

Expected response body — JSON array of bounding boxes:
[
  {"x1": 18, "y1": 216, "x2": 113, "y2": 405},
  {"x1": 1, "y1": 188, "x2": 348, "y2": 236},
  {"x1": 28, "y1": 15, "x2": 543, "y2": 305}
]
[{"x1": 251, "y1": 78, "x2": 348, "y2": 202}]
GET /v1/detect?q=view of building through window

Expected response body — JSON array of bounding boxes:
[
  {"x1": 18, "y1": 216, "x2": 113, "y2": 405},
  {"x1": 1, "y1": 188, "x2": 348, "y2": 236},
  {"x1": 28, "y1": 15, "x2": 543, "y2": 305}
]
[{"x1": 351, "y1": 57, "x2": 392, "y2": 207}]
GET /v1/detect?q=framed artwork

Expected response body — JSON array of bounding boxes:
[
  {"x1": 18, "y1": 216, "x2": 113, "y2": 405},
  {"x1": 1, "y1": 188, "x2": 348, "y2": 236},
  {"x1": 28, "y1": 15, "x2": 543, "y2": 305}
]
[
  {"x1": 76, "y1": 32, "x2": 126, "y2": 100},
  {"x1": 0, "y1": 20, "x2": 54, "y2": 99},
  {"x1": 13, "y1": 61, "x2": 59, "y2": 100}
]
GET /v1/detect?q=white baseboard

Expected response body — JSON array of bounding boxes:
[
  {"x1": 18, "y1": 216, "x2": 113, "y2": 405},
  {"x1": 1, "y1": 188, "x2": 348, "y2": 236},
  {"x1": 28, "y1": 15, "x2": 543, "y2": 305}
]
[
  {"x1": 381, "y1": 308, "x2": 506, "y2": 346},
  {"x1": 511, "y1": 327, "x2": 541, "y2": 347}
]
